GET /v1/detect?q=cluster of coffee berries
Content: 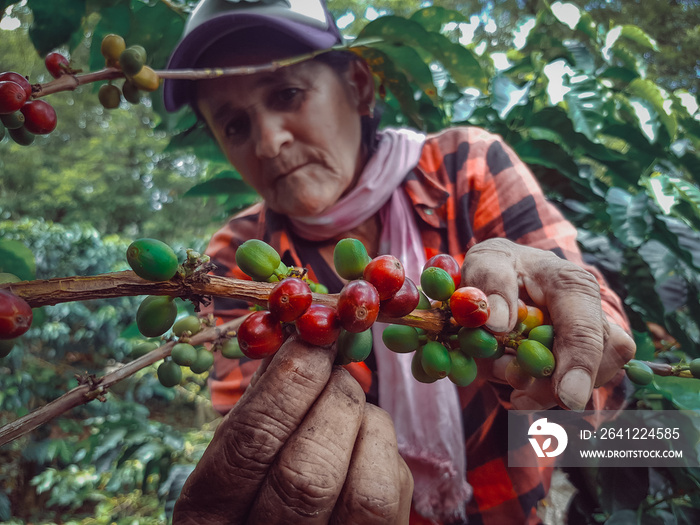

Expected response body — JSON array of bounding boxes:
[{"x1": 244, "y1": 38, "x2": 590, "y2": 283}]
[
  {"x1": 383, "y1": 253, "x2": 492, "y2": 387},
  {"x1": 231, "y1": 238, "x2": 537, "y2": 386},
  {"x1": 379, "y1": 255, "x2": 556, "y2": 387},
  {"x1": 125, "y1": 238, "x2": 217, "y2": 387},
  {"x1": 0, "y1": 71, "x2": 57, "y2": 146},
  {"x1": 0, "y1": 273, "x2": 32, "y2": 358},
  {"x1": 232, "y1": 239, "x2": 344, "y2": 359},
  {"x1": 124, "y1": 236, "x2": 699, "y2": 391},
  {"x1": 98, "y1": 34, "x2": 159, "y2": 109}
]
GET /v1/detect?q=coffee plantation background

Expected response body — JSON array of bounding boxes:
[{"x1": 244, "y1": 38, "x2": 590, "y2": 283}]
[{"x1": 0, "y1": 0, "x2": 699, "y2": 523}]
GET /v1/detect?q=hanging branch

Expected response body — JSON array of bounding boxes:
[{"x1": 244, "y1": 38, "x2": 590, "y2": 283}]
[
  {"x1": 30, "y1": 39, "x2": 384, "y2": 99},
  {"x1": 0, "y1": 316, "x2": 243, "y2": 448},
  {"x1": 0, "y1": 270, "x2": 448, "y2": 446}
]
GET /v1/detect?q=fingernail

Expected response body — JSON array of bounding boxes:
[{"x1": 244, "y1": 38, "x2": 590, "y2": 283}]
[
  {"x1": 512, "y1": 394, "x2": 545, "y2": 411},
  {"x1": 558, "y1": 369, "x2": 592, "y2": 412},
  {"x1": 485, "y1": 294, "x2": 509, "y2": 333}
]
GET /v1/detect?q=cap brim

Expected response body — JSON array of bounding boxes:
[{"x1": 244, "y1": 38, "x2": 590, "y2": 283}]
[{"x1": 163, "y1": 13, "x2": 340, "y2": 112}]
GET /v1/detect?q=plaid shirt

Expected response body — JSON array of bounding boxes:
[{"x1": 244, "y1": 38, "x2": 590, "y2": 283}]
[{"x1": 201, "y1": 127, "x2": 630, "y2": 524}]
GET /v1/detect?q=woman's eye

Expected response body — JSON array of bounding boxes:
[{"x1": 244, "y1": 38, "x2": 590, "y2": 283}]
[
  {"x1": 273, "y1": 88, "x2": 302, "y2": 108},
  {"x1": 224, "y1": 117, "x2": 249, "y2": 139}
]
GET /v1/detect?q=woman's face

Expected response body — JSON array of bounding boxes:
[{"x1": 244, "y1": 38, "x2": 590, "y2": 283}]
[{"x1": 196, "y1": 58, "x2": 369, "y2": 217}]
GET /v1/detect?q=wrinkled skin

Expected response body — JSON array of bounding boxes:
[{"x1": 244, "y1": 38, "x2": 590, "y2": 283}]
[
  {"x1": 173, "y1": 336, "x2": 413, "y2": 524},
  {"x1": 461, "y1": 238, "x2": 636, "y2": 411}
]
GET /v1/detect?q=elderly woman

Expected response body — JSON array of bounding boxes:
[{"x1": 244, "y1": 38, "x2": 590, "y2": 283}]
[{"x1": 163, "y1": 1, "x2": 635, "y2": 523}]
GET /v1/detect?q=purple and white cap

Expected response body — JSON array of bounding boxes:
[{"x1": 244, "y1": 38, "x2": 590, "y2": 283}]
[{"x1": 163, "y1": 0, "x2": 343, "y2": 112}]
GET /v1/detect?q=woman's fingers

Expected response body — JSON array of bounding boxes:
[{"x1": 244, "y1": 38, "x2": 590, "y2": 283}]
[
  {"x1": 248, "y1": 367, "x2": 366, "y2": 524},
  {"x1": 331, "y1": 404, "x2": 413, "y2": 525},
  {"x1": 462, "y1": 239, "x2": 521, "y2": 333},
  {"x1": 462, "y1": 239, "x2": 613, "y2": 411},
  {"x1": 594, "y1": 323, "x2": 636, "y2": 388},
  {"x1": 173, "y1": 336, "x2": 337, "y2": 523}
]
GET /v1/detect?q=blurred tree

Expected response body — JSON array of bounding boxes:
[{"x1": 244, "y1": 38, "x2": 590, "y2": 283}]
[
  {"x1": 327, "y1": 0, "x2": 698, "y2": 94},
  {"x1": 0, "y1": 4, "x2": 228, "y2": 244}
]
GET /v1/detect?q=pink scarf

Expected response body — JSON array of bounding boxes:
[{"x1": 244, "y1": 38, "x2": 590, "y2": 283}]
[{"x1": 290, "y1": 128, "x2": 472, "y2": 522}]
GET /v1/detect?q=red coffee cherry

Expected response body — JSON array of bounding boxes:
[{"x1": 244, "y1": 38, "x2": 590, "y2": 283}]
[
  {"x1": 0, "y1": 289, "x2": 33, "y2": 339},
  {"x1": 237, "y1": 310, "x2": 285, "y2": 359},
  {"x1": 450, "y1": 286, "x2": 490, "y2": 328},
  {"x1": 0, "y1": 72, "x2": 32, "y2": 99},
  {"x1": 424, "y1": 254, "x2": 461, "y2": 289},
  {"x1": 21, "y1": 100, "x2": 57, "y2": 134},
  {"x1": 268, "y1": 277, "x2": 312, "y2": 323},
  {"x1": 380, "y1": 276, "x2": 420, "y2": 318},
  {"x1": 0, "y1": 81, "x2": 28, "y2": 114},
  {"x1": 45, "y1": 52, "x2": 70, "y2": 78},
  {"x1": 295, "y1": 304, "x2": 341, "y2": 346},
  {"x1": 337, "y1": 279, "x2": 380, "y2": 333},
  {"x1": 363, "y1": 255, "x2": 405, "y2": 300}
]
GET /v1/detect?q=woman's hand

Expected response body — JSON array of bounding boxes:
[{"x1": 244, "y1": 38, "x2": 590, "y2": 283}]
[
  {"x1": 173, "y1": 336, "x2": 413, "y2": 525},
  {"x1": 462, "y1": 238, "x2": 636, "y2": 411}
]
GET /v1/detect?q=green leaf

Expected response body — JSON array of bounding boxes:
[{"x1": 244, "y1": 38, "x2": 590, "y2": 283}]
[
  {"x1": 371, "y1": 43, "x2": 440, "y2": 103},
  {"x1": 633, "y1": 330, "x2": 656, "y2": 361},
  {"x1": 356, "y1": 16, "x2": 489, "y2": 93},
  {"x1": 619, "y1": 25, "x2": 659, "y2": 51},
  {"x1": 351, "y1": 46, "x2": 423, "y2": 128},
  {"x1": 598, "y1": 66, "x2": 639, "y2": 85},
  {"x1": 627, "y1": 79, "x2": 677, "y2": 141},
  {"x1": 183, "y1": 175, "x2": 255, "y2": 198},
  {"x1": 605, "y1": 188, "x2": 652, "y2": 248},
  {"x1": 27, "y1": 0, "x2": 87, "y2": 56},
  {"x1": 524, "y1": 33, "x2": 575, "y2": 66},
  {"x1": 667, "y1": 178, "x2": 700, "y2": 220},
  {"x1": 637, "y1": 239, "x2": 682, "y2": 283},
  {"x1": 514, "y1": 139, "x2": 579, "y2": 180},
  {"x1": 526, "y1": 107, "x2": 625, "y2": 166},
  {"x1": 491, "y1": 75, "x2": 532, "y2": 120},
  {"x1": 127, "y1": 0, "x2": 186, "y2": 69},
  {"x1": 654, "y1": 215, "x2": 700, "y2": 271},
  {"x1": 563, "y1": 74, "x2": 606, "y2": 142},
  {"x1": 605, "y1": 24, "x2": 659, "y2": 58},
  {"x1": 222, "y1": 192, "x2": 261, "y2": 213},
  {"x1": 638, "y1": 241, "x2": 688, "y2": 313},
  {"x1": 651, "y1": 376, "x2": 700, "y2": 410},
  {"x1": 165, "y1": 125, "x2": 228, "y2": 164},
  {"x1": 574, "y1": 11, "x2": 597, "y2": 41},
  {"x1": 409, "y1": 6, "x2": 470, "y2": 33},
  {"x1": 0, "y1": 239, "x2": 36, "y2": 281}
]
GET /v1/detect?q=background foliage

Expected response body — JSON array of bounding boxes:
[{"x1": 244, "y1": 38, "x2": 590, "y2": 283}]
[{"x1": 0, "y1": 0, "x2": 699, "y2": 523}]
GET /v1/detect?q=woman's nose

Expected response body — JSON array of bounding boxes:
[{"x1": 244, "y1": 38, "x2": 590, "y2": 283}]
[{"x1": 253, "y1": 112, "x2": 293, "y2": 158}]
